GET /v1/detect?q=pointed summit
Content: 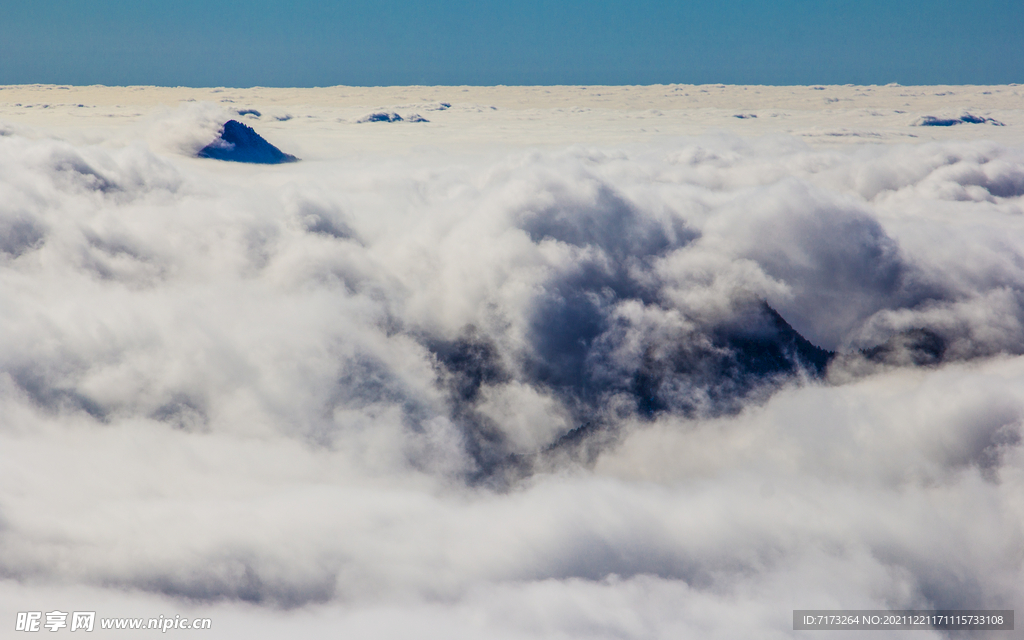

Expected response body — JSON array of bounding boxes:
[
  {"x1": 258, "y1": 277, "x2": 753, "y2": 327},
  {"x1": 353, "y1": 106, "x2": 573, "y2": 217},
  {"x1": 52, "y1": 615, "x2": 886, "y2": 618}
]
[{"x1": 198, "y1": 120, "x2": 298, "y2": 164}]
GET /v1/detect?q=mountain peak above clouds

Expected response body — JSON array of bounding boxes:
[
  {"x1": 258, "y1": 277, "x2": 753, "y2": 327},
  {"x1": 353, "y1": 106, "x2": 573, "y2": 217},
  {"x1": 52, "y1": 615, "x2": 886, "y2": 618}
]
[{"x1": 198, "y1": 119, "x2": 298, "y2": 164}]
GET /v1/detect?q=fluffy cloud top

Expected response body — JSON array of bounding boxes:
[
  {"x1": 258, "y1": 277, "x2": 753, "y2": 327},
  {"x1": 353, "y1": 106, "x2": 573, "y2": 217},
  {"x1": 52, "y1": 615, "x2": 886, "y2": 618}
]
[{"x1": 0, "y1": 102, "x2": 1022, "y2": 638}]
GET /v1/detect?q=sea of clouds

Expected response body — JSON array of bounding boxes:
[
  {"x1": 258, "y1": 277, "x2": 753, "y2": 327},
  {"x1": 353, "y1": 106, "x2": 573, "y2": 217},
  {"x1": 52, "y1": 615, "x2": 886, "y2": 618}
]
[{"x1": 1, "y1": 103, "x2": 1022, "y2": 638}]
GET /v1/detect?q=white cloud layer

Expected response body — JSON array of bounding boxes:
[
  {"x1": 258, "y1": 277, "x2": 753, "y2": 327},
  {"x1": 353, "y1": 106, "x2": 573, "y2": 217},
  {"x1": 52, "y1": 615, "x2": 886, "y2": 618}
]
[{"x1": 1, "y1": 96, "x2": 1022, "y2": 638}]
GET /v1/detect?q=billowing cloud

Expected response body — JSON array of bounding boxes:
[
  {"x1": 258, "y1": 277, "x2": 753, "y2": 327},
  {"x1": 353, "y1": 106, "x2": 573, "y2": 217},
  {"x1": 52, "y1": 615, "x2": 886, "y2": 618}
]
[{"x1": 0, "y1": 101, "x2": 1021, "y2": 638}]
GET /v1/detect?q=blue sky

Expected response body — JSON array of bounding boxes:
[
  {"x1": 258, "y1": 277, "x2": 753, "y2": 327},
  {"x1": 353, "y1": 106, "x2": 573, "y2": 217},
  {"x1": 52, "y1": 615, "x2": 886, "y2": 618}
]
[{"x1": 1, "y1": 0, "x2": 1021, "y2": 86}]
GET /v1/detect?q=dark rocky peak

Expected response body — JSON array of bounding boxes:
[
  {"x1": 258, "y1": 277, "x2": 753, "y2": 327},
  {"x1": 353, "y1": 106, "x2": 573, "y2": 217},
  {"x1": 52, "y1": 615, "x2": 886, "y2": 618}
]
[{"x1": 198, "y1": 120, "x2": 298, "y2": 164}]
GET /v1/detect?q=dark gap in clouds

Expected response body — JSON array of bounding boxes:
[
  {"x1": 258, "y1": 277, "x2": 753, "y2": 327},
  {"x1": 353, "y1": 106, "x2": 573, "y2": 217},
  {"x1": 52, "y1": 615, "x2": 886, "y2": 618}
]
[
  {"x1": 514, "y1": 181, "x2": 699, "y2": 417},
  {"x1": 459, "y1": 422, "x2": 531, "y2": 487},
  {"x1": 323, "y1": 349, "x2": 469, "y2": 476},
  {"x1": 885, "y1": 560, "x2": 990, "y2": 613},
  {"x1": 980, "y1": 174, "x2": 1024, "y2": 199},
  {"x1": 622, "y1": 302, "x2": 833, "y2": 420},
  {"x1": 933, "y1": 157, "x2": 1024, "y2": 199},
  {"x1": 329, "y1": 354, "x2": 433, "y2": 433},
  {"x1": 430, "y1": 329, "x2": 510, "y2": 404},
  {"x1": 525, "y1": 263, "x2": 833, "y2": 421},
  {"x1": 864, "y1": 328, "x2": 946, "y2": 367},
  {"x1": 948, "y1": 408, "x2": 1023, "y2": 482},
  {"x1": 151, "y1": 394, "x2": 209, "y2": 432},
  {"x1": 10, "y1": 368, "x2": 107, "y2": 421},
  {"x1": 544, "y1": 420, "x2": 618, "y2": 467},
  {"x1": 518, "y1": 297, "x2": 833, "y2": 471},
  {"x1": 285, "y1": 191, "x2": 360, "y2": 244},
  {"x1": 0, "y1": 216, "x2": 46, "y2": 257},
  {"x1": 49, "y1": 150, "x2": 118, "y2": 193},
  {"x1": 427, "y1": 330, "x2": 533, "y2": 485},
  {"x1": 136, "y1": 557, "x2": 336, "y2": 608},
  {"x1": 84, "y1": 231, "x2": 152, "y2": 263},
  {"x1": 974, "y1": 422, "x2": 1023, "y2": 481},
  {"x1": 76, "y1": 229, "x2": 166, "y2": 284},
  {"x1": 243, "y1": 226, "x2": 279, "y2": 272},
  {"x1": 525, "y1": 280, "x2": 613, "y2": 398},
  {"x1": 527, "y1": 522, "x2": 792, "y2": 589},
  {"x1": 299, "y1": 206, "x2": 356, "y2": 241}
]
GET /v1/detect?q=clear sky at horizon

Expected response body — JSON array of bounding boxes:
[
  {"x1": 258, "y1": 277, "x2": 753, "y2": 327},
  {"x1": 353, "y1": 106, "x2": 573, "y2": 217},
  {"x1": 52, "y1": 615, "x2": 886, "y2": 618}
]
[{"x1": 1, "y1": 0, "x2": 1021, "y2": 87}]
